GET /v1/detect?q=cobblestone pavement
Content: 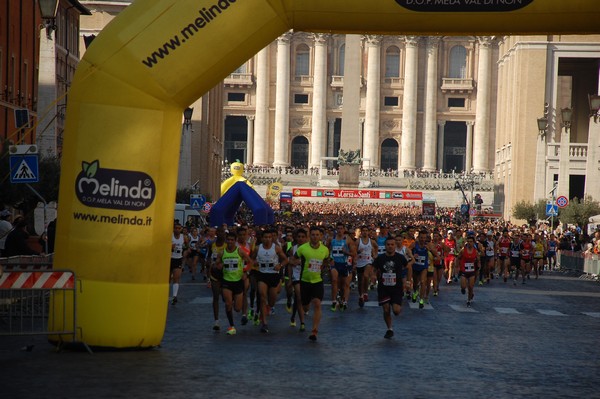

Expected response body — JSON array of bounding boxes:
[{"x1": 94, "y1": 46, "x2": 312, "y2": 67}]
[{"x1": 2, "y1": 272, "x2": 599, "y2": 399}]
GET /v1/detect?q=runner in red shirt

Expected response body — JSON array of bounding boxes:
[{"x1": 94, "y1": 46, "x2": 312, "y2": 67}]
[{"x1": 457, "y1": 235, "x2": 479, "y2": 307}]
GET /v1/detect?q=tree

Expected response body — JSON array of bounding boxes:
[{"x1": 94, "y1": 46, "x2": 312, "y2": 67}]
[
  {"x1": 512, "y1": 200, "x2": 536, "y2": 225},
  {"x1": 559, "y1": 196, "x2": 600, "y2": 229}
]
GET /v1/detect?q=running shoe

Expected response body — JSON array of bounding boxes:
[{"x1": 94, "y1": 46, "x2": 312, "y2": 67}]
[
  {"x1": 411, "y1": 291, "x2": 418, "y2": 303},
  {"x1": 504, "y1": 276, "x2": 507, "y2": 283},
  {"x1": 213, "y1": 320, "x2": 220, "y2": 331},
  {"x1": 309, "y1": 329, "x2": 318, "y2": 341},
  {"x1": 478, "y1": 280, "x2": 483, "y2": 286},
  {"x1": 260, "y1": 325, "x2": 269, "y2": 333},
  {"x1": 271, "y1": 306, "x2": 276, "y2": 315},
  {"x1": 241, "y1": 315, "x2": 248, "y2": 326},
  {"x1": 461, "y1": 288, "x2": 466, "y2": 295},
  {"x1": 286, "y1": 302, "x2": 292, "y2": 314},
  {"x1": 290, "y1": 320, "x2": 296, "y2": 327},
  {"x1": 384, "y1": 329, "x2": 394, "y2": 339},
  {"x1": 330, "y1": 302, "x2": 337, "y2": 312},
  {"x1": 419, "y1": 299, "x2": 424, "y2": 309},
  {"x1": 527, "y1": 274, "x2": 530, "y2": 280},
  {"x1": 453, "y1": 276, "x2": 458, "y2": 283},
  {"x1": 171, "y1": 296, "x2": 178, "y2": 305},
  {"x1": 358, "y1": 296, "x2": 365, "y2": 308},
  {"x1": 253, "y1": 315, "x2": 260, "y2": 326},
  {"x1": 248, "y1": 309, "x2": 254, "y2": 318},
  {"x1": 363, "y1": 293, "x2": 369, "y2": 302},
  {"x1": 466, "y1": 301, "x2": 471, "y2": 307},
  {"x1": 433, "y1": 290, "x2": 438, "y2": 297},
  {"x1": 299, "y1": 323, "x2": 306, "y2": 332},
  {"x1": 226, "y1": 326, "x2": 236, "y2": 335},
  {"x1": 341, "y1": 302, "x2": 348, "y2": 311}
]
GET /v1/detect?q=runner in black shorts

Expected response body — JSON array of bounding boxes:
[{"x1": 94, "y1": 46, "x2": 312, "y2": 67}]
[{"x1": 373, "y1": 237, "x2": 409, "y2": 339}]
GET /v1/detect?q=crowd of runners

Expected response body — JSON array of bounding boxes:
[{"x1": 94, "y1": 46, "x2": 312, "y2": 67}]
[{"x1": 169, "y1": 202, "x2": 597, "y2": 340}]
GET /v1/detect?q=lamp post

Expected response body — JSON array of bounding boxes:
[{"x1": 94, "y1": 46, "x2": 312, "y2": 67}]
[
  {"x1": 589, "y1": 94, "x2": 600, "y2": 123},
  {"x1": 36, "y1": 0, "x2": 60, "y2": 158},
  {"x1": 177, "y1": 107, "x2": 194, "y2": 189},
  {"x1": 534, "y1": 103, "x2": 549, "y2": 202},
  {"x1": 39, "y1": 0, "x2": 59, "y2": 40},
  {"x1": 557, "y1": 107, "x2": 573, "y2": 200},
  {"x1": 584, "y1": 94, "x2": 600, "y2": 199}
]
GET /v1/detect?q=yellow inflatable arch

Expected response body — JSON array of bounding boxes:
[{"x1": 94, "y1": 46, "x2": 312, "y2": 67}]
[{"x1": 54, "y1": 0, "x2": 600, "y2": 348}]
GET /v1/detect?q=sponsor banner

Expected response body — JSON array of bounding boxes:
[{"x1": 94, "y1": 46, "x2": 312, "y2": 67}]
[
  {"x1": 292, "y1": 188, "x2": 423, "y2": 201},
  {"x1": 422, "y1": 200, "x2": 436, "y2": 218}
]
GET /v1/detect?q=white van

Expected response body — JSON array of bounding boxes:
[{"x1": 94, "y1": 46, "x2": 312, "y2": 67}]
[{"x1": 174, "y1": 204, "x2": 206, "y2": 228}]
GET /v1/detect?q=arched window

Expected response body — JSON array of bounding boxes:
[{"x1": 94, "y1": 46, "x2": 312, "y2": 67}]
[
  {"x1": 380, "y1": 138, "x2": 399, "y2": 170},
  {"x1": 338, "y1": 44, "x2": 345, "y2": 75},
  {"x1": 291, "y1": 136, "x2": 309, "y2": 168},
  {"x1": 295, "y1": 44, "x2": 310, "y2": 77},
  {"x1": 385, "y1": 46, "x2": 400, "y2": 78},
  {"x1": 449, "y1": 45, "x2": 467, "y2": 78}
]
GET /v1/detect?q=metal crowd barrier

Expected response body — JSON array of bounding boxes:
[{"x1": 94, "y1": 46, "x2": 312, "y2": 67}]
[
  {"x1": 0, "y1": 254, "x2": 54, "y2": 271},
  {"x1": 558, "y1": 250, "x2": 600, "y2": 276},
  {"x1": 0, "y1": 268, "x2": 89, "y2": 352}
]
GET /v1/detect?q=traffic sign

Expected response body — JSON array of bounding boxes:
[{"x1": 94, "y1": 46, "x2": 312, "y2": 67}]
[
  {"x1": 546, "y1": 203, "x2": 558, "y2": 217},
  {"x1": 190, "y1": 194, "x2": 206, "y2": 210},
  {"x1": 556, "y1": 196, "x2": 569, "y2": 208},
  {"x1": 9, "y1": 154, "x2": 39, "y2": 183},
  {"x1": 202, "y1": 202, "x2": 212, "y2": 212}
]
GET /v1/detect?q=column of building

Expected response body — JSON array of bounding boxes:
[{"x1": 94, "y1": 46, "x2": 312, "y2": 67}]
[
  {"x1": 327, "y1": 118, "x2": 336, "y2": 157},
  {"x1": 273, "y1": 33, "x2": 291, "y2": 167},
  {"x1": 466, "y1": 121, "x2": 474, "y2": 171},
  {"x1": 253, "y1": 46, "x2": 270, "y2": 166},
  {"x1": 557, "y1": 119, "x2": 571, "y2": 198},
  {"x1": 400, "y1": 36, "x2": 419, "y2": 171},
  {"x1": 363, "y1": 35, "x2": 381, "y2": 170},
  {"x1": 309, "y1": 33, "x2": 328, "y2": 168},
  {"x1": 437, "y1": 121, "x2": 446, "y2": 171},
  {"x1": 472, "y1": 36, "x2": 494, "y2": 173},
  {"x1": 423, "y1": 37, "x2": 440, "y2": 171},
  {"x1": 246, "y1": 115, "x2": 255, "y2": 165}
]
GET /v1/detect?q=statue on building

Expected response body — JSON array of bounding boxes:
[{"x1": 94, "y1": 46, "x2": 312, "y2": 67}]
[{"x1": 338, "y1": 149, "x2": 362, "y2": 165}]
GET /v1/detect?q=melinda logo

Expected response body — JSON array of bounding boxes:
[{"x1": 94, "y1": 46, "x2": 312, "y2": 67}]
[
  {"x1": 395, "y1": 0, "x2": 534, "y2": 12},
  {"x1": 75, "y1": 160, "x2": 156, "y2": 211}
]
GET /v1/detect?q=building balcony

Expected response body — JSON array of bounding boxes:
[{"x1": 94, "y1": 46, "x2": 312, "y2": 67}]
[
  {"x1": 383, "y1": 77, "x2": 405, "y2": 88},
  {"x1": 224, "y1": 73, "x2": 254, "y2": 87},
  {"x1": 441, "y1": 77, "x2": 474, "y2": 93},
  {"x1": 331, "y1": 75, "x2": 344, "y2": 89},
  {"x1": 294, "y1": 75, "x2": 314, "y2": 86},
  {"x1": 547, "y1": 143, "x2": 589, "y2": 173}
]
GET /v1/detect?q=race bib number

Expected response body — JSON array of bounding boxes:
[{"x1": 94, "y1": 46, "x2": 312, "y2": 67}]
[
  {"x1": 486, "y1": 249, "x2": 495, "y2": 256},
  {"x1": 501, "y1": 247, "x2": 508, "y2": 255},
  {"x1": 465, "y1": 262, "x2": 475, "y2": 272},
  {"x1": 511, "y1": 250, "x2": 519, "y2": 258},
  {"x1": 332, "y1": 245, "x2": 343, "y2": 256},
  {"x1": 224, "y1": 258, "x2": 238, "y2": 270},
  {"x1": 259, "y1": 263, "x2": 275, "y2": 272},
  {"x1": 535, "y1": 251, "x2": 542, "y2": 258},
  {"x1": 308, "y1": 259, "x2": 322, "y2": 273},
  {"x1": 382, "y1": 272, "x2": 396, "y2": 286},
  {"x1": 416, "y1": 255, "x2": 426, "y2": 266}
]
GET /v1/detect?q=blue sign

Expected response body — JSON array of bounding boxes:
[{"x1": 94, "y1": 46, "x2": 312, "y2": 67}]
[
  {"x1": 546, "y1": 203, "x2": 558, "y2": 217},
  {"x1": 9, "y1": 154, "x2": 39, "y2": 183},
  {"x1": 460, "y1": 204, "x2": 470, "y2": 216},
  {"x1": 190, "y1": 194, "x2": 206, "y2": 210}
]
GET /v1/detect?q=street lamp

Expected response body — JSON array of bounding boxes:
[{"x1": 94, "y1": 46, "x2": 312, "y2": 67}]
[
  {"x1": 183, "y1": 107, "x2": 194, "y2": 128},
  {"x1": 537, "y1": 116, "x2": 548, "y2": 135},
  {"x1": 39, "y1": 0, "x2": 59, "y2": 40},
  {"x1": 561, "y1": 107, "x2": 573, "y2": 130},
  {"x1": 589, "y1": 94, "x2": 600, "y2": 123}
]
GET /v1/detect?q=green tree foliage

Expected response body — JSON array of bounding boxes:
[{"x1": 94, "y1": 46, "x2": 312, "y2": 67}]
[
  {"x1": 559, "y1": 196, "x2": 600, "y2": 228},
  {"x1": 512, "y1": 200, "x2": 536, "y2": 225}
]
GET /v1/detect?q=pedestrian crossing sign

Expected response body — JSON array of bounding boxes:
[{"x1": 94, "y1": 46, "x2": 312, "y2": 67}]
[{"x1": 9, "y1": 154, "x2": 39, "y2": 183}]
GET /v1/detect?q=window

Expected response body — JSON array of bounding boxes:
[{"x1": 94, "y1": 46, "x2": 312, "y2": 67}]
[
  {"x1": 233, "y1": 63, "x2": 247, "y2": 74},
  {"x1": 385, "y1": 46, "x2": 400, "y2": 78},
  {"x1": 295, "y1": 44, "x2": 310, "y2": 76},
  {"x1": 294, "y1": 94, "x2": 309, "y2": 104},
  {"x1": 338, "y1": 44, "x2": 345, "y2": 75},
  {"x1": 384, "y1": 96, "x2": 399, "y2": 106},
  {"x1": 449, "y1": 45, "x2": 467, "y2": 78},
  {"x1": 228, "y1": 92, "x2": 245, "y2": 102},
  {"x1": 448, "y1": 98, "x2": 465, "y2": 108}
]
